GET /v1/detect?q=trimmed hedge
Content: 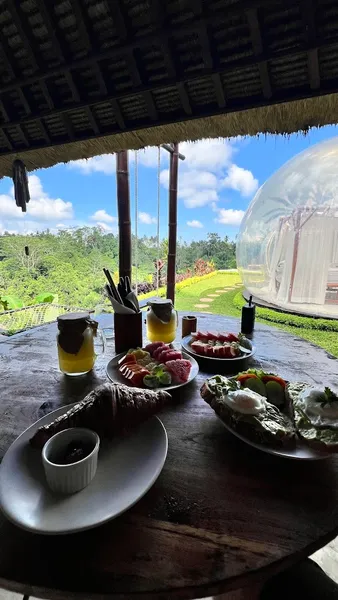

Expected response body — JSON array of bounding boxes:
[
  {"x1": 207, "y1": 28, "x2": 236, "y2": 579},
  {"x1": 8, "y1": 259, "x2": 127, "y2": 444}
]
[
  {"x1": 233, "y1": 291, "x2": 338, "y2": 332},
  {"x1": 138, "y1": 271, "x2": 219, "y2": 301}
]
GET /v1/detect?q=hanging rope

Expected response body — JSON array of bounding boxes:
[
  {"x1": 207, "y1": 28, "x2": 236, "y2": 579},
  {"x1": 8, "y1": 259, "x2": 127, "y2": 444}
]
[
  {"x1": 156, "y1": 146, "x2": 161, "y2": 293},
  {"x1": 134, "y1": 150, "x2": 138, "y2": 295}
]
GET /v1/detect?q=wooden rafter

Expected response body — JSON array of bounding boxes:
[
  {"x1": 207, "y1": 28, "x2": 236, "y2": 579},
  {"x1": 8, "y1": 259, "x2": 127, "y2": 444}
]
[
  {"x1": 0, "y1": 28, "x2": 32, "y2": 116},
  {"x1": 0, "y1": 1, "x2": 296, "y2": 100},
  {"x1": 247, "y1": 8, "x2": 272, "y2": 99},
  {"x1": 301, "y1": 0, "x2": 320, "y2": 90},
  {"x1": 69, "y1": 0, "x2": 125, "y2": 130},
  {"x1": 0, "y1": 28, "x2": 331, "y2": 122},
  {"x1": 194, "y1": 0, "x2": 226, "y2": 108},
  {"x1": 0, "y1": 128, "x2": 13, "y2": 151},
  {"x1": 39, "y1": 119, "x2": 51, "y2": 145},
  {"x1": 107, "y1": 1, "x2": 158, "y2": 121},
  {"x1": 150, "y1": 0, "x2": 192, "y2": 116},
  {"x1": 0, "y1": 0, "x2": 335, "y2": 161}
]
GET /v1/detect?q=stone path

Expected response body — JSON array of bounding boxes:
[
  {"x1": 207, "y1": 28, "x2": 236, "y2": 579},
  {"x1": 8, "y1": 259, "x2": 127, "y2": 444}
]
[{"x1": 194, "y1": 284, "x2": 240, "y2": 311}]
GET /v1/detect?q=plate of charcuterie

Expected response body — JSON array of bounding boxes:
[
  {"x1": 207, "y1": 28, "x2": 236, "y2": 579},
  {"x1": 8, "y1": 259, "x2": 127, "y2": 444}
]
[
  {"x1": 106, "y1": 342, "x2": 199, "y2": 391},
  {"x1": 181, "y1": 330, "x2": 255, "y2": 364}
]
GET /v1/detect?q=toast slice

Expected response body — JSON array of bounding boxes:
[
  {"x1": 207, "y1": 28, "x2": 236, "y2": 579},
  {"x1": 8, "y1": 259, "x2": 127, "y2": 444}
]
[
  {"x1": 286, "y1": 382, "x2": 338, "y2": 452},
  {"x1": 201, "y1": 376, "x2": 296, "y2": 448}
]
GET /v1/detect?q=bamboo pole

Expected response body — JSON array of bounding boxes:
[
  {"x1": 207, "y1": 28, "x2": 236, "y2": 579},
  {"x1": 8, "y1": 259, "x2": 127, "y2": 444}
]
[
  {"x1": 166, "y1": 143, "x2": 179, "y2": 303},
  {"x1": 116, "y1": 151, "x2": 132, "y2": 281}
]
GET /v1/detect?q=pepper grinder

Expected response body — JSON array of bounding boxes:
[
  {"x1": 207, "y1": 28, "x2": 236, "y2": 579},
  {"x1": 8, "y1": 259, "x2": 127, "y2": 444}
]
[{"x1": 241, "y1": 295, "x2": 255, "y2": 335}]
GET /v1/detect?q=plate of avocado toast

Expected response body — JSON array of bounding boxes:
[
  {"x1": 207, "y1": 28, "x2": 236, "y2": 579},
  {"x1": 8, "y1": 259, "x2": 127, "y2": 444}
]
[{"x1": 201, "y1": 369, "x2": 334, "y2": 460}]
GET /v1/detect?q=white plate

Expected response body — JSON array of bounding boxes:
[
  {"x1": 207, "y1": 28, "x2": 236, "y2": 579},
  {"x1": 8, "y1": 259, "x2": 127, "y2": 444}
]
[
  {"x1": 181, "y1": 335, "x2": 255, "y2": 363},
  {"x1": 106, "y1": 351, "x2": 199, "y2": 391},
  {"x1": 217, "y1": 417, "x2": 331, "y2": 460},
  {"x1": 0, "y1": 405, "x2": 168, "y2": 534}
]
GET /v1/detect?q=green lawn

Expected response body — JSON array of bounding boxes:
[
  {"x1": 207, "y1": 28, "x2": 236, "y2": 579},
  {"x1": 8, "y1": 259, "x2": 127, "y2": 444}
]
[
  {"x1": 175, "y1": 272, "x2": 338, "y2": 357},
  {"x1": 175, "y1": 271, "x2": 241, "y2": 311}
]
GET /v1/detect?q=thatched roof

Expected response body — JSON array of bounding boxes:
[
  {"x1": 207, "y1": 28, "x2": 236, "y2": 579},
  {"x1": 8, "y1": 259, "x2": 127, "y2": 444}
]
[{"x1": 0, "y1": 0, "x2": 338, "y2": 176}]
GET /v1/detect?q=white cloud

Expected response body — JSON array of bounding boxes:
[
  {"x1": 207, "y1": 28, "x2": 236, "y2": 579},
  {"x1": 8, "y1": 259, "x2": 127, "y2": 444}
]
[
  {"x1": 184, "y1": 190, "x2": 218, "y2": 208},
  {"x1": 187, "y1": 220, "x2": 203, "y2": 228},
  {"x1": 89, "y1": 209, "x2": 117, "y2": 223},
  {"x1": 136, "y1": 147, "x2": 168, "y2": 168},
  {"x1": 0, "y1": 174, "x2": 73, "y2": 222},
  {"x1": 66, "y1": 147, "x2": 169, "y2": 175},
  {"x1": 139, "y1": 211, "x2": 157, "y2": 224},
  {"x1": 67, "y1": 154, "x2": 116, "y2": 175},
  {"x1": 214, "y1": 208, "x2": 245, "y2": 226},
  {"x1": 222, "y1": 164, "x2": 258, "y2": 197},
  {"x1": 160, "y1": 168, "x2": 219, "y2": 208},
  {"x1": 180, "y1": 139, "x2": 234, "y2": 172}
]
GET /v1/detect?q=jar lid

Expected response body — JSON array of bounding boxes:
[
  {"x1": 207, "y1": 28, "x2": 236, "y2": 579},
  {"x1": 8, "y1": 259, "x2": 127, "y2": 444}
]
[
  {"x1": 57, "y1": 312, "x2": 90, "y2": 325},
  {"x1": 147, "y1": 299, "x2": 173, "y2": 323},
  {"x1": 147, "y1": 298, "x2": 172, "y2": 307}
]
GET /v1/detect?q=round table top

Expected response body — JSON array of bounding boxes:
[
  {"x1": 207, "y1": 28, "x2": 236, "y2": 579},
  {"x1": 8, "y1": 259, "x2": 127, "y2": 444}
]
[{"x1": 0, "y1": 312, "x2": 338, "y2": 600}]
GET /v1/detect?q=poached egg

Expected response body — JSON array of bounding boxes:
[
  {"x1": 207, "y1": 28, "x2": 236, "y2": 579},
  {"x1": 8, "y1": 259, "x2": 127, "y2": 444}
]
[
  {"x1": 224, "y1": 388, "x2": 266, "y2": 415},
  {"x1": 299, "y1": 387, "x2": 338, "y2": 428}
]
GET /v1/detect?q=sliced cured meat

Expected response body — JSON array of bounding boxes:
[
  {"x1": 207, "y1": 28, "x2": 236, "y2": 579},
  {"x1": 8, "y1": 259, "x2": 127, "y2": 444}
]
[
  {"x1": 165, "y1": 359, "x2": 192, "y2": 383},
  {"x1": 160, "y1": 350, "x2": 182, "y2": 363},
  {"x1": 118, "y1": 354, "x2": 137, "y2": 366},
  {"x1": 153, "y1": 344, "x2": 170, "y2": 360},
  {"x1": 191, "y1": 341, "x2": 206, "y2": 355},
  {"x1": 192, "y1": 331, "x2": 208, "y2": 340},
  {"x1": 204, "y1": 344, "x2": 215, "y2": 357},
  {"x1": 144, "y1": 341, "x2": 165, "y2": 356}
]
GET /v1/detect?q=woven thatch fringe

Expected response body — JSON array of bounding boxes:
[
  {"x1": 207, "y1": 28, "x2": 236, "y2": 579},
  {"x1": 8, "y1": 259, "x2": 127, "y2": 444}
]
[{"x1": 1, "y1": 93, "x2": 338, "y2": 177}]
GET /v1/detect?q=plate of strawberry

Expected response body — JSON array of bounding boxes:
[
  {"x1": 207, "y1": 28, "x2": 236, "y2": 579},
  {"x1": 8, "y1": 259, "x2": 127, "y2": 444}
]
[
  {"x1": 106, "y1": 342, "x2": 199, "y2": 391},
  {"x1": 182, "y1": 331, "x2": 255, "y2": 364}
]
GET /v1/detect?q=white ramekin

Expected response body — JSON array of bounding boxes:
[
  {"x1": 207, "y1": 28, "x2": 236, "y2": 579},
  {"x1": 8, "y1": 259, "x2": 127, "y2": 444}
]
[{"x1": 42, "y1": 428, "x2": 100, "y2": 494}]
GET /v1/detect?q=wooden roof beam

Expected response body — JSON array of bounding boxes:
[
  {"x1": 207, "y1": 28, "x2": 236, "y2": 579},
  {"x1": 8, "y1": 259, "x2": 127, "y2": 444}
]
[
  {"x1": 0, "y1": 29, "x2": 32, "y2": 116},
  {"x1": 36, "y1": 0, "x2": 101, "y2": 135},
  {"x1": 247, "y1": 8, "x2": 272, "y2": 99},
  {"x1": 38, "y1": 119, "x2": 51, "y2": 145},
  {"x1": 70, "y1": 0, "x2": 108, "y2": 97},
  {"x1": 0, "y1": 0, "x2": 317, "y2": 98},
  {"x1": 6, "y1": 2, "x2": 57, "y2": 116},
  {"x1": 0, "y1": 129, "x2": 13, "y2": 151},
  {"x1": 150, "y1": 0, "x2": 192, "y2": 115},
  {"x1": 7, "y1": 3, "x2": 42, "y2": 71},
  {"x1": 301, "y1": 0, "x2": 320, "y2": 90},
  {"x1": 107, "y1": 1, "x2": 158, "y2": 121},
  {"x1": 3, "y1": 30, "x2": 336, "y2": 133},
  {"x1": 110, "y1": 99, "x2": 126, "y2": 130},
  {"x1": 193, "y1": 0, "x2": 226, "y2": 108}
]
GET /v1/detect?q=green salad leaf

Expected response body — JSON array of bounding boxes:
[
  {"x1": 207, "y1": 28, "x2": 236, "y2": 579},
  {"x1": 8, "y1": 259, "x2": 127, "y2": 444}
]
[{"x1": 324, "y1": 387, "x2": 338, "y2": 403}]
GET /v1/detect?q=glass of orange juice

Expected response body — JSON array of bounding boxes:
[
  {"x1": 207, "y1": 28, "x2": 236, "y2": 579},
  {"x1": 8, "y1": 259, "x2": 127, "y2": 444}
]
[
  {"x1": 146, "y1": 299, "x2": 178, "y2": 343},
  {"x1": 57, "y1": 312, "x2": 105, "y2": 376}
]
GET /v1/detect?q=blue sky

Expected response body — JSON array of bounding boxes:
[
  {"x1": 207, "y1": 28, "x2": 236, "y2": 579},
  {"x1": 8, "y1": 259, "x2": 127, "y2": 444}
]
[{"x1": 1, "y1": 124, "x2": 338, "y2": 241}]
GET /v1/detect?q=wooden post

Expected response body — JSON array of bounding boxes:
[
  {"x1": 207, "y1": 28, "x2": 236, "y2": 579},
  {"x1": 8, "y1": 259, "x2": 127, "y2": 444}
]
[
  {"x1": 116, "y1": 151, "x2": 132, "y2": 281},
  {"x1": 166, "y1": 143, "x2": 179, "y2": 303}
]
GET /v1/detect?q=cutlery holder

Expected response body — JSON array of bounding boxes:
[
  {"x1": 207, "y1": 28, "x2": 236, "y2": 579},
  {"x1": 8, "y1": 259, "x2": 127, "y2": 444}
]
[{"x1": 114, "y1": 312, "x2": 143, "y2": 354}]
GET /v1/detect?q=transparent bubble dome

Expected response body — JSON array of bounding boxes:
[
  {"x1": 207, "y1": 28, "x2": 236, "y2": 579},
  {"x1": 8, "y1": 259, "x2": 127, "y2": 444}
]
[{"x1": 237, "y1": 137, "x2": 338, "y2": 318}]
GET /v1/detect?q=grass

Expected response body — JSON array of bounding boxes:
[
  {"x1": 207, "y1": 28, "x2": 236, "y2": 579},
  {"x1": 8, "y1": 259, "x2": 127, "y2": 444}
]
[
  {"x1": 175, "y1": 271, "x2": 241, "y2": 311},
  {"x1": 174, "y1": 272, "x2": 338, "y2": 357}
]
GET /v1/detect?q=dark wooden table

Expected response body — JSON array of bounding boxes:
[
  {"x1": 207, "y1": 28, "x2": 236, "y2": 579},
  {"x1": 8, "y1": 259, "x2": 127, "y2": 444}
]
[{"x1": 0, "y1": 313, "x2": 338, "y2": 600}]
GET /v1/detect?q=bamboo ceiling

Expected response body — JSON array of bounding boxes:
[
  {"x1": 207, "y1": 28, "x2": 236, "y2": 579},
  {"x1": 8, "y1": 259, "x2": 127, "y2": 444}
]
[{"x1": 0, "y1": 0, "x2": 338, "y2": 176}]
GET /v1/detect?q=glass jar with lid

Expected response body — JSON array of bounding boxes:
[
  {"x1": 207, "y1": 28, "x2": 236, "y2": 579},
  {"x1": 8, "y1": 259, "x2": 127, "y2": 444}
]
[
  {"x1": 57, "y1": 312, "x2": 105, "y2": 376},
  {"x1": 146, "y1": 299, "x2": 178, "y2": 343}
]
